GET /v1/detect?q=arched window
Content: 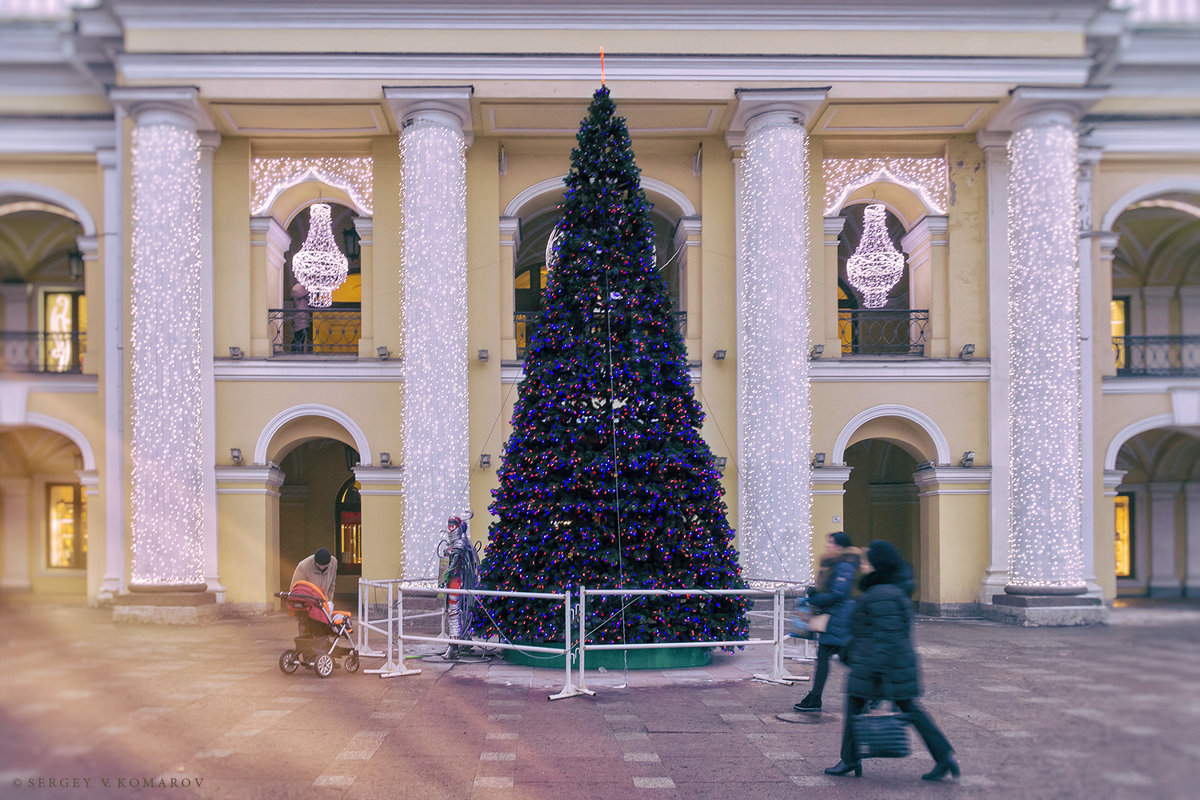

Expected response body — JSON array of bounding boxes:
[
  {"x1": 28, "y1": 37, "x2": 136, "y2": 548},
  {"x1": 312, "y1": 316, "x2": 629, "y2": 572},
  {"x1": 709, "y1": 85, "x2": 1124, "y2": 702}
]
[{"x1": 335, "y1": 476, "x2": 361, "y2": 572}]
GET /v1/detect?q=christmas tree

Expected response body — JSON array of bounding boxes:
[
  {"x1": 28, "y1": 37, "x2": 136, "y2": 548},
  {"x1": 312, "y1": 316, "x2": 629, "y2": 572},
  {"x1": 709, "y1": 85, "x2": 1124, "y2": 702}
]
[{"x1": 474, "y1": 87, "x2": 749, "y2": 648}]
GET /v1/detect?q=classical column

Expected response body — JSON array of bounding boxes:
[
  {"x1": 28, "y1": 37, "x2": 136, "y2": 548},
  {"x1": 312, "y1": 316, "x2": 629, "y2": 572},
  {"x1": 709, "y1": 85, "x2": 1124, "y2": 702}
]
[
  {"x1": 674, "y1": 215, "x2": 703, "y2": 359},
  {"x1": 215, "y1": 464, "x2": 284, "y2": 609},
  {"x1": 1096, "y1": 232, "x2": 1121, "y2": 376},
  {"x1": 498, "y1": 216, "x2": 520, "y2": 361},
  {"x1": 990, "y1": 88, "x2": 1101, "y2": 597},
  {"x1": 822, "y1": 216, "x2": 846, "y2": 357},
  {"x1": 977, "y1": 132, "x2": 1011, "y2": 603},
  {"x1": 111, "y1": 87, "x2": 215, "y2": 593},
  {"x1": 97, "y1": 145, "x2": 125, "y2": 601},
  {"x1": 1148, "y1": 481, "x2": 1182, "y2": 596},
  {"x1": 249, "y1": 216, "x2": 289, "y2": 357},
  {"x1": 0, "y1": 478, "x2": 31, "y2": 590},
  {"x1": 1185, "y1": 483, "x2": 1200, "y2": 597},
  {"x1": 725, "y1": 88, "x2": 827, "y2": 584},
  {"x1": 354, "y1": 216, "x2": 376, "y2": 358},
  {"x1": 354, "y1": 465, "x2": 406, "y2": 582},
  {"x1": 385, "y1": 87, "x2": 473, "y2": 580},
  {"x1": 1181, "y1": 288, "x2": 1200, "y2": 373},
  {"x1": 900, "y1": 216, "x2": 950, "y2": 358}
]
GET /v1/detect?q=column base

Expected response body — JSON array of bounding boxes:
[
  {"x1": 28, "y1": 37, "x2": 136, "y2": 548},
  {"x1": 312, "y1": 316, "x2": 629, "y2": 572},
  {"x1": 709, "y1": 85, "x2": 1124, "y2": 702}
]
[
  {"x1": 113, "y1": 590, "x2": 220, "y2": 625},
  {"x1": 983, "y1": 593, "x2": 1107, "y2": 627}
]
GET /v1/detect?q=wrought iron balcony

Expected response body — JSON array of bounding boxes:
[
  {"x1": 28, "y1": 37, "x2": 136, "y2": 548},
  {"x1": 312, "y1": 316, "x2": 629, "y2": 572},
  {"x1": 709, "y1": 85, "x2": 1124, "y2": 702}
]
[
  {"x1": 0, "y1": 331, "x2": 86, "y2": 374},
  {"x1": 1113, "y1": 335, "x2": 1200, "y2": 377},
  {"x1": 838, "y1": 309, "x2": 929, "y2": 356},
  {"x1": 268, "y1": 308, "x2": 361, "y2": 356},
  {"x1": 514, "y1": 310, "x2": 687, "y2": 359}
]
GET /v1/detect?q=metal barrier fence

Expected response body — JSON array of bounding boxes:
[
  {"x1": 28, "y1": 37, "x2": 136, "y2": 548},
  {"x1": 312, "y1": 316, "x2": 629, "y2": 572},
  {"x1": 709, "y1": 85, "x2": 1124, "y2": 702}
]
[{"x1": 356, "y1": 579, "x2": 812, "y2": 700}]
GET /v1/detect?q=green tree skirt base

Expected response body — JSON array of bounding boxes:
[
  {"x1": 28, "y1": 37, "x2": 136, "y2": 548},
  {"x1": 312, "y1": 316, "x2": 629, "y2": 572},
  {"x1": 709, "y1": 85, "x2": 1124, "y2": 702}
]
[{"x1": 503, "y1": 642, "x2": 712, "y2": 670}]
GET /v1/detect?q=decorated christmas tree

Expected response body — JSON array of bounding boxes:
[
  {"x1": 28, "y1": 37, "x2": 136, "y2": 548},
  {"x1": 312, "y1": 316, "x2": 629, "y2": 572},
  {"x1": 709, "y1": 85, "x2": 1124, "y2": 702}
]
[{"x1": 474, "y1": 87, "x2": 749, "y2": 648}]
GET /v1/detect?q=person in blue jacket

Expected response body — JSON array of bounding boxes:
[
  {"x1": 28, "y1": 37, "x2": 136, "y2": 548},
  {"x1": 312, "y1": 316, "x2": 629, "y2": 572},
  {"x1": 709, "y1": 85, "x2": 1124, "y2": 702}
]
[{"x1": 794, "y1": 531, "x2": 861, "y2": 713}]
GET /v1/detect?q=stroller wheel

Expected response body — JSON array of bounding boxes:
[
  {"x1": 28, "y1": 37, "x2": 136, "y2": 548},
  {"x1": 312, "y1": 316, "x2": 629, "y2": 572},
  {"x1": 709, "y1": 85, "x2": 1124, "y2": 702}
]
[
  {"x1": 344, "y1": 652, "x2": 359, "y2": 674},
  {"x1": 279, "y1": 650, "x2": 300, "y2": 674},
  {"x1": 315, "y1": 653, "x2": 334, "y2": 678}
]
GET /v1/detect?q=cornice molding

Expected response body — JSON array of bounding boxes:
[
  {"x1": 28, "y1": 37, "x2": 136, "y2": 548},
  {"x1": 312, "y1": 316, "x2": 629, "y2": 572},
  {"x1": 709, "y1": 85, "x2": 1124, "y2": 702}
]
[
  {"x1": 1082, "y1": 118, "x2": 1200, "y2": 154},
  {"x1": 116, "y1": 53, "x2": 1093, "y2": 87},
  {"x1": 810, "y1": 361, "x2": 990, "y2": 382},
  {"x1": 0, "y1": 118, "x2": 115, "y2": 155},
  {"x1": 986, "y1": 85, "x2": 1107, "y2": 133},
  {"x1": 214, "y1": 359, "x2": 405, "y2": 382}
]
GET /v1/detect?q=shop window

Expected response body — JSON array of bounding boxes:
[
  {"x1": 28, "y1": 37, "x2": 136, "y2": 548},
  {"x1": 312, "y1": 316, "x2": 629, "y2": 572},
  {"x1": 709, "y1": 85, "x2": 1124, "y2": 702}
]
[
  {"x1": 337, "y1": 478, "x2": 362, "y2": 573},
  {"x1": 47, "y1": 483, "x2": 86, "y2": 569},
  {"x1": 1114, "y1": 493, "x2": 1133, "y2": 579}
]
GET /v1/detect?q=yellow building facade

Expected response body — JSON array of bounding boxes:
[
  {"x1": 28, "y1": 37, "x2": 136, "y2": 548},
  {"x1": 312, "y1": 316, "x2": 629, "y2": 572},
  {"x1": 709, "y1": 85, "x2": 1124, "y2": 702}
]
[{"x1": 1, "y1": 0, "x2": 1198, "y2": 622}]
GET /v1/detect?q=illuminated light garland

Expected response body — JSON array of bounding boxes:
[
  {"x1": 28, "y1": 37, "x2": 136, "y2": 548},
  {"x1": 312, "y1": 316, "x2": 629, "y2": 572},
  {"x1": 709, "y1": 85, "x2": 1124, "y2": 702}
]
[
  {"x1": 846, "y1": 203, "x2": 906, "y2": 308},
  {"x1": 823, "y1": 158, "x2": 948, "y2": 216},
  {"x1": 128, "y1": 122, "x2": 207, "y2": 587},
  {"x1": 291, "y1": 202, "x2": 348, "y2": 307},
  {"x1": 399, "y1": 113, "x2": 469, "y2": 579},
  {"x1": 250, "y1": 156, "x2": 373, "y2": 216},
  {"x1": 1006, "y1": 121, "x2": 1086, "y2": 592},
  {"x1": 739, "y1": 116, "x2": 813, "y2": 585}
]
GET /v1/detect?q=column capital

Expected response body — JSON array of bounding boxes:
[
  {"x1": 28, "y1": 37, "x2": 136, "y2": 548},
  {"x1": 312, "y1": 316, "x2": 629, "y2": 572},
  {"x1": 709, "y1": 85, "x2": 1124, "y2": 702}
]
[
  {"x1": 823, "y1": 215, "x2": 847, "y2": 244},
  {"x1": 672, "y1": 215, "x2": 702, "y2": 250},
  {"x1": 352, "y1": 215, "x2": 373, "y2": 242},
  {"x1": 725, "y1": 87, "x2": 829, "y2": 148},
  {"x1": 976, "y1": 130, "x2": 1011, "y2": 152},
  {"x1": 900, "y1": 214, "x2": 949, "y2": 257},
  {"x1": 499, "y1": 215, "x2": 521, "y2": 249},
  {"x1": 109, "y1": 86, "x2": 214, "y2": 131},
  {"x1": 1102, "y1": 469, "x2": 1127, "y2": 494},
  {"x1": 1090, "y1": 230, "x2": 1120, "y2": 260},
  {"x1": 384, "y1": 86, "x2": 474, "y2": 147},
  {"x1": 810, "y1": 466, "x2": 853, "y2": 493},
  {"x1": 987, "y1": 86, "x2": 1105, "y2": 133}
]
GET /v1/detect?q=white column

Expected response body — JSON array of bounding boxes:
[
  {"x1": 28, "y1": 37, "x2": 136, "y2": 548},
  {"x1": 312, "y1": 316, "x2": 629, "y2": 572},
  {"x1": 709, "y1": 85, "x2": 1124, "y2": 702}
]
[
  {"x1": 498, "y1": 216, "x2": 520, "y2": 360},
  {"x1": 1185, "y1": 483, "x2": 1200, "y2": 597},
  {"x1": 1097, "y1": 232, "x2": 1121, "y2": 376},
  {"x1": 977, "y1": 131, "x2": 1011, "y2": 603},
  {"x1": 1077, "y1": 146, "x2": 1102, "y2": 597},
  {"x1": 111, "y1": 87, "x2": 215, "y2": 591},
  {"x1": 992, "y1": 88, "x2": 1100, "y2": 595},
  {"x1": 198, "y1": 130, "x2": 224, "y2": 600},
  {"x1": 386, "y1": 87, "x2": 472, "y2": 579},
  {"x1": 725, "y1": 88, "x2": 827, "y2": 584},
  {"x1": 354, "y1": 216, "x2": 375, "y2": 358},
  {"x1": 1148, "y1": 481, "x2": 1182, "y2": 596},
  {"x1": 97, "y1": 144, "x2": 125, "y2": 600},
  {"x1": 0, "y1": 478, "x2": 31, "y2": 590},
  {"x1": 674, "y1": 215, "x2": 703, "y2": 358},
  {"x1": 1179, "y1": 287, "x2": 1200, "y2": 373},
  {"x1": 1141, "y1": 287, "x2": 1173, "y2": 338}
]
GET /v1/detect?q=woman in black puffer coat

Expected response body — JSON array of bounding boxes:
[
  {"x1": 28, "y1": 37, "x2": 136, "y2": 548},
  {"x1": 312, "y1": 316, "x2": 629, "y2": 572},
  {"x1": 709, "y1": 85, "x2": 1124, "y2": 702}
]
[{"x1": 824, "y1": 540, "x2": 959, "y2": 782}]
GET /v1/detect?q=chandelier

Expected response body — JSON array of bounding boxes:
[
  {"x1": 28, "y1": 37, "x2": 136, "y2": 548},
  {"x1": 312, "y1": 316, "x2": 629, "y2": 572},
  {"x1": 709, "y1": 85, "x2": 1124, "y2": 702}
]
[
  {"x1": 292, "y1": 203, "x2": 348, "y2": 307},
  {"x1": 846, "y1": 203, "x2": 905, "y2": 308}
]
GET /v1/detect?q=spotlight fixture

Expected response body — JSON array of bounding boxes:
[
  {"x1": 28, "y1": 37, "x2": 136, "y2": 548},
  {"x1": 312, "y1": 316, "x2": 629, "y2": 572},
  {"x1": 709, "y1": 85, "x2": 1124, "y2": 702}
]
[
  {"x1": 377, "y1": 346, "x2": 390, "y2": 360},
  {"x1": 959, "y1": 343, "x2": 975, "y2": 360},
  {"x1": 810, "y1": 343, "x2": 824, "y2": 360},
  {"x1": 811, "y1": 452, "x2": 826, "y2": 469},
  {"x1": 959, "y1": 450, "x2": 975, "y2": 468},
  {"x1": 713, "y1": 349, "x2": 727, "y2": 361},
  {"x1": 228, "y1": 346, "x2": 244, "y2": 359},
  {"x1": 379, "y1": 452, "x2": 391, "y2": 467},
  {"x1": 480, "y1": 453, "x2": 491, "y2": 469},
  {"x1": 230, "y1": 448, "x2": 244, "y2": 466},
  {"x1": 714, "y1": 456, "x2": 728, "y2": 476},
  {"x1": 478, "y1": 349, "x2": 490, "y2": 362},
  {"x1": 916, "y1": 460, "x2": 935, "y2": 471}
]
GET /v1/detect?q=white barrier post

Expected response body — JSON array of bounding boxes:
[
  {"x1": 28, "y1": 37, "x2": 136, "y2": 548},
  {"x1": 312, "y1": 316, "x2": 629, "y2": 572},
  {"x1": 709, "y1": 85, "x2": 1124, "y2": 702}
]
[
  {"x1": 549, "y1": 587, "x2": 592, "y2": 700},
  {"x1": 377, "y1": 580, "x2": 421, "y2": 678},
  {"x1": 752, "y1": 586, "x2": 807, "y2": 684}
]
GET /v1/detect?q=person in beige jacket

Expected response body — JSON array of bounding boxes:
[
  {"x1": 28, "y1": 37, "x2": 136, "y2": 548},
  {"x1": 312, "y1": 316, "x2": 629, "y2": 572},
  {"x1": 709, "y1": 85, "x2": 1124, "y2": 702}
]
[{"x1": 291, "y1": 547, "x2": 337, "y2": 601}]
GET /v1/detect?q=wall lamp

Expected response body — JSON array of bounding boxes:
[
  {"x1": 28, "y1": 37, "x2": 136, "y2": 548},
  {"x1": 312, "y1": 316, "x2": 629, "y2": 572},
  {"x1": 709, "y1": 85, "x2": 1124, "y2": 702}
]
[
  {"x1": 377, "y1": 346, "x2": 390, "y2": 360},
  {"x1": 959, "y1": 343, "x2": 975, "y2": 360},
  {"x1": 480, "y1": 453, "x2": 492, "y2": 469},
  {"x1": 959, "y1": 450, "x2": 975, "y2": 468},
  {"x1": 230, "y1": 448, "x2": 244, "y2": 466},
  {"x1": 714, "y1": 456, "x2": 728, "y2": 476},
  {"x1": 810, "y1": 343, "x2": 824, "y2": 360},
  {"x1": 379, "y1": 452, "x2": 391, "y2": 467},
  {"x1": 478, "y1": 349, "x2": 490, "y2": 362},
  {"x1": 67, "y1": 248, "x2": 85, "y2": 281},
  {"x1": 228, "y1": 346, "x2": 244, "y2": 360},
  {"x1": 713, "y1": 349, "x2": 727, "y2": 360},
  {"x1": 811, "y1": 452, "x2": 826, "y2": 468}
]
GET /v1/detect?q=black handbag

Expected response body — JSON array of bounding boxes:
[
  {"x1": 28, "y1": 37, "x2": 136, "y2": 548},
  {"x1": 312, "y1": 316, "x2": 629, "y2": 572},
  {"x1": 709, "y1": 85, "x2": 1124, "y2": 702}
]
[{"x1": 852, "y1": 675, "x2": 911, "y2": 759}]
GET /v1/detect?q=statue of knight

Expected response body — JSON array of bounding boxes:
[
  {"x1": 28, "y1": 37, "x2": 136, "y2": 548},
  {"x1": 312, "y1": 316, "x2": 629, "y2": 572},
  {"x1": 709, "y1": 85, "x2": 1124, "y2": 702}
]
[{"x1": 440, "y1": 510, "x2": 481, "y2": 659}]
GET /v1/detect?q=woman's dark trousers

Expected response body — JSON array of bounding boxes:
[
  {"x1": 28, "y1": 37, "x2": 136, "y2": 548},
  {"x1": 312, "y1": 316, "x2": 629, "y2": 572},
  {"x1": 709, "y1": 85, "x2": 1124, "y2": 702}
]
[
  {"x1": 839, "y1": 695, "x2": 953, "y2": 764},
  {"x1": 810, "y1": 643, "x2": 841, "y2": 698}
]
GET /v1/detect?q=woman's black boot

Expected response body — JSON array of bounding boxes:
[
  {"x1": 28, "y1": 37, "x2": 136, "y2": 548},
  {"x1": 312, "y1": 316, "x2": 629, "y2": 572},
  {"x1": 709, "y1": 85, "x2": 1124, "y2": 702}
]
[
  {"x1": 921, "y1": 755, "x2": 960, "y2": 782},
  {"x1": 792, "y1": 692, "x2": 822, "y2": 713},
  {"x1": 824, "y1": 760, "x2": 862, "y2": 778}
]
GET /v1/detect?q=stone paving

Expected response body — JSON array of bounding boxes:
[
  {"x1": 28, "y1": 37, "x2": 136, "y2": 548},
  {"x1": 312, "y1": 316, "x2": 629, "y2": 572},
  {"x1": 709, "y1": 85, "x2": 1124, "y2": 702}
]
[{"x1": 2, "y1": 596, "x2": 1200, "y2": 800}]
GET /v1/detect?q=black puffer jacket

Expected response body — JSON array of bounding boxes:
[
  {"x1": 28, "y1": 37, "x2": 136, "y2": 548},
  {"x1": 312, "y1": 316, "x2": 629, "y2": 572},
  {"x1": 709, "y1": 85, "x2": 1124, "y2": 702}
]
[{"x1": 845, "y1": 566, "x2": 920, "y2": 700}]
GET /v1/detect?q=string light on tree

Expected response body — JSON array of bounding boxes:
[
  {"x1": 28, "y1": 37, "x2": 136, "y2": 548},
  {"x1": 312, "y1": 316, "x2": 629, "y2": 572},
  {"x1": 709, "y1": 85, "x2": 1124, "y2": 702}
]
[
  {"x1": 292, "y1": 202, "x2": 349, "y2": 307},
  {"x1": 251, "y1": 156, "x2": 373, "y2": 215},
  {"x1": 846, "y1": 203, "x2": 906, "y2": 308},
  {"x1": 737, "y1": 113, "x2": 813, "y2": 586},
  {"x1": 1006, "y1": 120, "x2": 1086, "y2": 593},
  {"x1": 129, "y1": 121, "x2": 207, "y2": 588},
  {"x1": 399, "y1": 112, "x2": 469, "y2": 580}
]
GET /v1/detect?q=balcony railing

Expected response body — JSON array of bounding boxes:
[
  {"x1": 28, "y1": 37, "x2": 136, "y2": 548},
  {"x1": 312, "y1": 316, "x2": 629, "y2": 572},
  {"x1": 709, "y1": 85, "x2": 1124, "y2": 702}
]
[
  {"x1": 839, "y1": 309, "x2": 929, "y2": 356},
  {"x1": 1113, "y1": 335, "x2": 1200, "y2": 377},
  {"x1": 0, "y1": 331, "x2": 86, "y2": 373},
  {"x1": 514, "y1": 311, "x2": 687, "y2": 359},
  {"x1": 268, "y1": 308, "x2": 361, "y2": 356}
]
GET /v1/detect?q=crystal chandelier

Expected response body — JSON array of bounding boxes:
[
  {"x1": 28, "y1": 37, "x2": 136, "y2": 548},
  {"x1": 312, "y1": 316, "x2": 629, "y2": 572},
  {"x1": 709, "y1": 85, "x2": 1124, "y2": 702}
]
[
  {"x1": 846, "y1": 203, "x2": 905, "y2": 308},
  {"x1": 292, "y1": 203, "x2": 348, "y2": 307}
]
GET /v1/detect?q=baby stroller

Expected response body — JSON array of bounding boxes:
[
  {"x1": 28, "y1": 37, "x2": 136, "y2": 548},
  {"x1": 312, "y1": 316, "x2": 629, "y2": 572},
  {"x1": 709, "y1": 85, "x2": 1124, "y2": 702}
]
[{"x1": 275, "y1": 580, "x2": 359, "y2": 678}]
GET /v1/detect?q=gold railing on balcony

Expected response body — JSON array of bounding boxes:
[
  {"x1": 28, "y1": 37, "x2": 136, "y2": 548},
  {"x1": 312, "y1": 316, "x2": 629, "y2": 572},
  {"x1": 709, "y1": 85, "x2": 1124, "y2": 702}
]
[{"x1": 268, "y1": 308, "x2": 361, "y2": 356}]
